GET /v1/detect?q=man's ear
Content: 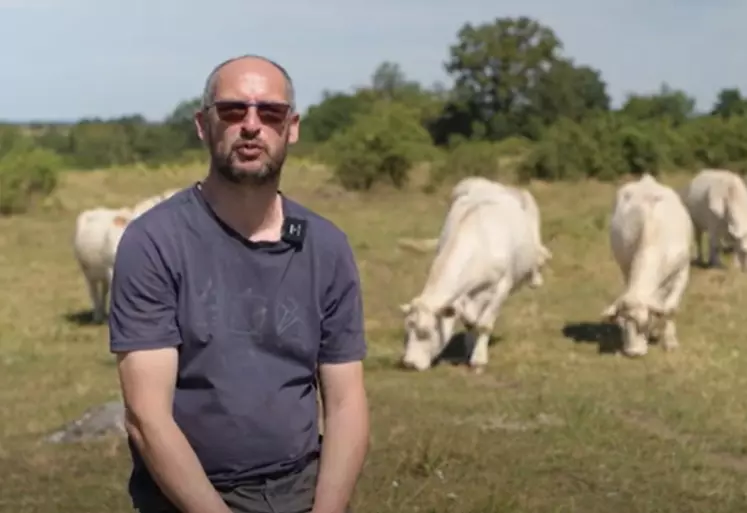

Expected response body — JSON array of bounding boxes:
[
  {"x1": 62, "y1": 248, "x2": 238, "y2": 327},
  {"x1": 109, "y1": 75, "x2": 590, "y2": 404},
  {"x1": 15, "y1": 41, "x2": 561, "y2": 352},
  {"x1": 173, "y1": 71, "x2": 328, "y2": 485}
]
[{"x1": 194, "y1": 109, "x2": 207, "y2": 142}]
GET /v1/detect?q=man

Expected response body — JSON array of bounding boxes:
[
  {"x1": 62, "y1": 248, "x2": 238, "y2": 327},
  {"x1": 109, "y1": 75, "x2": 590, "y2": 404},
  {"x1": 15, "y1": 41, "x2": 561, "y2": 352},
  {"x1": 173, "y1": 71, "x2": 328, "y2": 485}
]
[{"x1": 109, "y1": 54, "x2": 370, "y2": 513}]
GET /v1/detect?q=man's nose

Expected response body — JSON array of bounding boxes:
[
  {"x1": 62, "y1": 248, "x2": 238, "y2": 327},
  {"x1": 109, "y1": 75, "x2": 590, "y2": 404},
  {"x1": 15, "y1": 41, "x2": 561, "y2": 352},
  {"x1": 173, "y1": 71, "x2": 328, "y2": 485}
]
[{"x1": 239, "y1": 108, "x2": 262, "y2": 131}]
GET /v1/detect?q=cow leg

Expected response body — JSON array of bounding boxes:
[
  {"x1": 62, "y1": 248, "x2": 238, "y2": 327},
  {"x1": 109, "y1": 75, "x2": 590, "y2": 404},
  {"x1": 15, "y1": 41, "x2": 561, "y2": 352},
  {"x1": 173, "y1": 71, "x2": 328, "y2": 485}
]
[
  {"x1": 694, "y1": 226, "x2": 704, "y2": 265},
  {"x1": 529, "y1": 268, "x2": 543, "y2": 288},
  {"x1": 659, "y1": 266, "x2": 689, "y2": 351},
  {"x1": 86, "y1": 276, "x2": 105, "y2": 324},
  {"x1": 469, "y1": 279, "x2": 511, "y2": 371},
  {"x1": 101, "y1": 272, "x2": 112, "y2": 321},
  {"x1": 707, "y1": 225, "x2": 723, "y2": 268},
  {"x1": 660, "y1": 319, "x2": 679, "y2": 352},
  {"x1": 439, "y1": 312, "x2": 458, "y2": 347}
]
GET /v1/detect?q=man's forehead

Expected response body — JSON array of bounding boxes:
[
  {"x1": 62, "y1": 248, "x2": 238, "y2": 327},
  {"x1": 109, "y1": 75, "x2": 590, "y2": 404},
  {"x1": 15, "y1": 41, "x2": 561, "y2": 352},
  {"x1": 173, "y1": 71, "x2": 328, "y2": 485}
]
[
  {"x1": 214, "y1": 61, "x2": 286, "y2": 98},
  {"x1": 239, "y1": 73, "x2": 269, "y2": 93}
]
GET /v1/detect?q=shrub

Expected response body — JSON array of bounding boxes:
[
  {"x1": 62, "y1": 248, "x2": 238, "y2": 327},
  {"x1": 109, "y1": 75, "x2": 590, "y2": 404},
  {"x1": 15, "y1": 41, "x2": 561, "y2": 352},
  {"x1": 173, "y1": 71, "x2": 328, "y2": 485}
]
[
  {"x1": 0, "y1": 147, "x2": 63, "y2": 215},
  {"x1": 493, "y1": 136, "x2": 533, "y2": 157},
  {"x1": 324, "y1": 101, "x2": 435, "y2": 190},
  {"x1": 428, "y1": 140, "x2": 504, "y2": 187},
  {"x1": 517, "y1": 117, "x2": 610, "y2": 182},
  {"x1": 679, "y1": 115, "x2": 747, "y2": 168}
]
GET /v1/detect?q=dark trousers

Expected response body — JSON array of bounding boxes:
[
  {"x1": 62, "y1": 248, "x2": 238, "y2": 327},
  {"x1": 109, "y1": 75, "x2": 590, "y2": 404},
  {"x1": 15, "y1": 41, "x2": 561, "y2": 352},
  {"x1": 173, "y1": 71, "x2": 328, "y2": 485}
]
[{"x1": 135, "y1": 457, "x2": 335, "y2": 513}]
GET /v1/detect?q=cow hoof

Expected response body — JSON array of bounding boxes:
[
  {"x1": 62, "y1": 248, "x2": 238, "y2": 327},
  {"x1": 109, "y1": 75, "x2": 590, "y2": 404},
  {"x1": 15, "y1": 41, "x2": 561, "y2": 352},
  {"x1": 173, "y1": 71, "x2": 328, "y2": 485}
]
[
  {"x1": 469, "y1": 364, "x2": 486, "y2": 375},
  {"x1": 622, "y1": 348, "x2": 648, "y2": 358}
]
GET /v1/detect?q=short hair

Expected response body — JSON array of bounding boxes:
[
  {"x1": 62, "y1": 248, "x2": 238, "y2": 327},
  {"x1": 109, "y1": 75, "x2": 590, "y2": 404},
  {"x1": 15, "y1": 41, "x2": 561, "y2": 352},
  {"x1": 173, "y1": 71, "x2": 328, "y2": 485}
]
[{"x1": 200, "y1": 54, "x2": 296, "y2": 111}]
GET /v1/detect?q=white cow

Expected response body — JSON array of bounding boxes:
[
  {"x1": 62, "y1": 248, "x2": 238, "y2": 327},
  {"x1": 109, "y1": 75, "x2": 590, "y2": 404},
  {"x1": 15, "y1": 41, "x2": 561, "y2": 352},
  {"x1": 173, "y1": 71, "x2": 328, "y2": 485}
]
[
  {"x1": 399, "y1": 184, "x2": 544, "y2": 372},
  {"x1": 397, "y1": 177, "x2": 552, "y2": 287},
  {"x1": 72, "y1": 207, "x2": 133, "y2": 323},
  {"x1": 131, "y1": 188, "x2": 179, "y2": 219},
  {"x1": 601, "y1": 174, "x2": 693, "y2": 357},
  {"x1": 681, "y1": 168, "x2": 747, "y2": 271}
]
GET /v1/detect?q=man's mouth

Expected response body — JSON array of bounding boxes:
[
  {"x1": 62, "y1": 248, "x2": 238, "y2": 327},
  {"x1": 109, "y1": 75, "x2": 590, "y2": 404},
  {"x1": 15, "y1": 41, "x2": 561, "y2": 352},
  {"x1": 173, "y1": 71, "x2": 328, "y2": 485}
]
[{"x1": 234, "y1": 142, "x2": 264, "y2": 159}]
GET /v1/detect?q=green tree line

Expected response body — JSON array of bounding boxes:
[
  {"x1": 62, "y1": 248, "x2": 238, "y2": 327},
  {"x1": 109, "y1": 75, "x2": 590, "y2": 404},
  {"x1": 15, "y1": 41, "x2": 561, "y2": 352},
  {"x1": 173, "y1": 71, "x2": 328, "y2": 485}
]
[{"x1": 2, "y1": 15, "x2": 747, "y2": 214}]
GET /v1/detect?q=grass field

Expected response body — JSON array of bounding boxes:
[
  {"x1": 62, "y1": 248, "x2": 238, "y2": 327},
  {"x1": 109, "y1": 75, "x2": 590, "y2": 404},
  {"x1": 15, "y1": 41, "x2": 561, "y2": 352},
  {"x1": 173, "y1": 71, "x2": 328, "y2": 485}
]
[{"x1": 2, "y1": 159, "x2": 747, "y2": 513}]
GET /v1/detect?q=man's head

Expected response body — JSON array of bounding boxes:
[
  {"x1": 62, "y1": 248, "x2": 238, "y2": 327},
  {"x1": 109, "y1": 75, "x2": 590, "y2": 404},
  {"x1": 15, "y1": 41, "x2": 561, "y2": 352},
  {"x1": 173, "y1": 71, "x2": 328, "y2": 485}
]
[{"x1": 195, "y1": 55, "x2": 300, "y2": 187}]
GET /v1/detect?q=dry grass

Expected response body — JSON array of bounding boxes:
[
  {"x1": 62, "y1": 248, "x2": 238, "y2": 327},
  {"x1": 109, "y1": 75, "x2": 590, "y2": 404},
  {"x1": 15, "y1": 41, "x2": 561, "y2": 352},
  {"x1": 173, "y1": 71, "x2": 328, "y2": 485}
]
[{"x1": 2, "y1": 160, "x2": 747, "y2": 512}]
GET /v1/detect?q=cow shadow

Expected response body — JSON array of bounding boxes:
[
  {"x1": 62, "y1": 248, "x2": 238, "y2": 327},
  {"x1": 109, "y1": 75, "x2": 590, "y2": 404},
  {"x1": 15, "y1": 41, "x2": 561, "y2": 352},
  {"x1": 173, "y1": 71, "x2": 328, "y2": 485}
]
[
  {"x1": 433, "y1": 330, "x2": 502, "y2": 367},
  {"x1": 690, "y1": 258, "x2": 720, "y2": 270},
  {"x1": 562, "y1": 321, "x2": 621, "y2": 354},
  {"x1": 383, "y1": 330, "x2": 502, "y2": 370},
  {"x1": 63, "y1": 309, "x2": 105, "y2": 326}
]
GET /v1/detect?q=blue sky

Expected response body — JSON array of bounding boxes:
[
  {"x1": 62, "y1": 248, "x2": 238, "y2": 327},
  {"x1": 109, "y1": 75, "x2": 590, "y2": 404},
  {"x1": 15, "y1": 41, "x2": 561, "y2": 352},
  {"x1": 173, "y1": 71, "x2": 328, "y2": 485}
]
[{"x1": 1, "y1": 0, "x2": 744, "y2": 122}]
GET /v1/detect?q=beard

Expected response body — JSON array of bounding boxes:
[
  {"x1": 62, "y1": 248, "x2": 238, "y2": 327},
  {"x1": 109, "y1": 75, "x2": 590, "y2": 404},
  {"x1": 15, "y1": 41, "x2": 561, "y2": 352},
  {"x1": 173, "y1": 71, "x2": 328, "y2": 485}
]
[{"x1": 208, "y1": 132, "x2": 288, "y2": 187}]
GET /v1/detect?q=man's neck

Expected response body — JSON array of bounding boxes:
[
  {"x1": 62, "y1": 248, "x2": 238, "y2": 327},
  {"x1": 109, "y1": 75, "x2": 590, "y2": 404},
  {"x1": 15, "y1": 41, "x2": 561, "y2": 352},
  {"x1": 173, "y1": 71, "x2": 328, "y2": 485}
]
[{"x1": 200, "y1": 173, "x2": 283, "y2": 242}]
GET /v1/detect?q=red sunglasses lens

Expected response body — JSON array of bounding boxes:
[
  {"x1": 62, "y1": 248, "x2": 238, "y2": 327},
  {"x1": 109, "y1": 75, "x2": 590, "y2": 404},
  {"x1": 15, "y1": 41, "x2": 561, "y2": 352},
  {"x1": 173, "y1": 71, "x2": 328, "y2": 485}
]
[
  {"x1": 215, "y1": 102, "x2": 249, "y2": 123},
  {"x1": 214, "y1": 102, "x2": 291, "y2": 124}
]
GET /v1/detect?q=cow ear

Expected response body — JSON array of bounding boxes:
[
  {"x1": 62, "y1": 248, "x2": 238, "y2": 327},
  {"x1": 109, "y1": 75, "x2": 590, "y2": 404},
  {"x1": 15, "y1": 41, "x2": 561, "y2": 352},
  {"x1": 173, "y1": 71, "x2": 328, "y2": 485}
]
[
  {"x1": 600, "y1": 302, "x2": 618, "y2": 322},
  {"x1": 399, "y1": 303, "x2": 412, "y2": 315}
]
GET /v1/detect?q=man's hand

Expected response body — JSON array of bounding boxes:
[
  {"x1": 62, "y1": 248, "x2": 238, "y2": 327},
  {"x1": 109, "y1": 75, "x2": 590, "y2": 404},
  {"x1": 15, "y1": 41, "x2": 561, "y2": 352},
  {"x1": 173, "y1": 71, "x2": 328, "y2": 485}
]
[
  {"x1": 312, "y1": 361, "x2": 369, "y2": 513},
  {"x1": 117, "y1": 348, "x2": 233, "y2": 513}
]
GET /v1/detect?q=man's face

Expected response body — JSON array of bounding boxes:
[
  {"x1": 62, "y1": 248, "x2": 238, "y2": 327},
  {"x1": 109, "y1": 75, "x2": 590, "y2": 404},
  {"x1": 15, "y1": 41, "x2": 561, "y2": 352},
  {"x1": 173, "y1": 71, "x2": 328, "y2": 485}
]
[{"x1": 195, "y1": 58, "x2": 300, "y2": 186}]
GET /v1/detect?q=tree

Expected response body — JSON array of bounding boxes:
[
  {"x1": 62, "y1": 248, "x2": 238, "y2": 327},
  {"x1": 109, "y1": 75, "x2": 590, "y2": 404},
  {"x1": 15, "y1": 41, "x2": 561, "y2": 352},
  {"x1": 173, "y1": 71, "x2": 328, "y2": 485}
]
[
  {"x1": 301, "y1": 91, "x2": 376, "y2": 144},
  {"x1": 527, "y1": 58, "x2": 610, "y2": 135},
  {"x1": 711, "y1": 88, "x2": 747, "y2": 118},
  {"x1": 370, "y1": 62, "x2": 411, "y2": 98},
  {"x1": 442, "y1": 16, "x2": 564, "y2": 141}
]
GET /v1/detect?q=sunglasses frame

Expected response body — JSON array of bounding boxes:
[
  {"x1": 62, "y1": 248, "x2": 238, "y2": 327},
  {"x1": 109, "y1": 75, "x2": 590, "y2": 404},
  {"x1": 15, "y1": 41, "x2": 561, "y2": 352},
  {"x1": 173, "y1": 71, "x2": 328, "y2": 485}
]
[{"x1": 203, "y1": 99, "x2": 294, "y2": 126}]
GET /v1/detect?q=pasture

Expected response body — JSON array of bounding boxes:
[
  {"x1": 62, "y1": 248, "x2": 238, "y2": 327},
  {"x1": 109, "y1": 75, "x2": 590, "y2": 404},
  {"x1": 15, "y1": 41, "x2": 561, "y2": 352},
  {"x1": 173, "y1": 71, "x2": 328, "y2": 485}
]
[{"x1": 2, "y1": 160, "x2": 747, "y2": 513}]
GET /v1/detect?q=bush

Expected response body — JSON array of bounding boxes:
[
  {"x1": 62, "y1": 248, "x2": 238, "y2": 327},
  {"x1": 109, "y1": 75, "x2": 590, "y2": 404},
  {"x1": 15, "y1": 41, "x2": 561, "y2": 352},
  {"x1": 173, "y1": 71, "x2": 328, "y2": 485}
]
[
  {"x1": 428, "y1": 140, "x2": 504, "y2": 187},
  {"x1": 493, "y1": 136, "x2": 534, "y2": 157},
  {"x1": 517, "y1": 112, "x2": 709, "y2": 182},
  {"x1": 518, "y1": 117, "x2": 611, "y2": 182},
  {"x1": 324, "y1": 101, "x2": 435, "y2": 190},
  {"x1": 679, "y1": 115, "x2": 747, "y2": 168},
  {"x1": 0, "y1": 147, "x2": 63, "y2": 215}
]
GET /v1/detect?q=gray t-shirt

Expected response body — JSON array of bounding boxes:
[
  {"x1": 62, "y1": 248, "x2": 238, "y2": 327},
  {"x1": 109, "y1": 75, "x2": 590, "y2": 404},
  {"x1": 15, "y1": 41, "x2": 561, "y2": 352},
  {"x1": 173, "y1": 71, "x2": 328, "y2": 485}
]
[{"x1": 108, "y1": 183, "x2": 367, "y2": 504}]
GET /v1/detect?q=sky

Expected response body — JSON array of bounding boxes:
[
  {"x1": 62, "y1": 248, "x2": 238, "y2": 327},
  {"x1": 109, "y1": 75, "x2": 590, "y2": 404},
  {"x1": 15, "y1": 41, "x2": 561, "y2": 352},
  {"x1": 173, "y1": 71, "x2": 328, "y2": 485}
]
[{"x1": 0, "y1": 0, "x2": 745, "y2": 122}]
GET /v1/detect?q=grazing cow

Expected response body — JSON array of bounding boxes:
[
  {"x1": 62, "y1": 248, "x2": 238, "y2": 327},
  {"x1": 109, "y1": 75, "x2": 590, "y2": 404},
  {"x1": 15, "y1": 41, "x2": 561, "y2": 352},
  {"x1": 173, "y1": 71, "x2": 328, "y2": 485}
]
[
  {"x1": 601, "y1": 173, "x2": 693, "y2": 357},
  {"x1": 397, "y1": 177, "x2": 552, "y2": 286},
  {"x1": 72, "y1": 207, "x2": 133, "y2": 323},
  {"x1": 131, "y1": 188, "x2": 179, "y2": 219},
  {"x1": 681, "y1": 169, "x2": 747, "y2": 270},
  {"x1": 399, "y1": 184, "x2": 544, "y2": 372}
]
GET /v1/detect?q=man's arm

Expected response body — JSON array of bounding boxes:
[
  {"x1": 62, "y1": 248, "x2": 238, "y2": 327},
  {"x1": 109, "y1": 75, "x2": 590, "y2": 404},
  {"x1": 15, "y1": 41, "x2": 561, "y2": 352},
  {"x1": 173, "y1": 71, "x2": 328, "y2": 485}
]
[
  {"x1": 110, "y1": 227, "x2": 232, "y2": 513},
  {"x1": 313, "y1": 361, "x2": 369, "y2": 513},
  {"x1": 312, "y1": 235, "x2": 370, "y2": 513}
]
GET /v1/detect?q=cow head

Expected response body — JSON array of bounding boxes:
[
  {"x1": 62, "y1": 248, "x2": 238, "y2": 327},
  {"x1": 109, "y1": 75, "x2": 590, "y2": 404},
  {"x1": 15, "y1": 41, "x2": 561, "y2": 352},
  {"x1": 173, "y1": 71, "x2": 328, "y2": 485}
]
[
  {"x1": 601, "y1": 296, "x2": 673, "y2": 357},
  {"x1": 399, "y1": 298, "x2": 456, "y2": 371}
]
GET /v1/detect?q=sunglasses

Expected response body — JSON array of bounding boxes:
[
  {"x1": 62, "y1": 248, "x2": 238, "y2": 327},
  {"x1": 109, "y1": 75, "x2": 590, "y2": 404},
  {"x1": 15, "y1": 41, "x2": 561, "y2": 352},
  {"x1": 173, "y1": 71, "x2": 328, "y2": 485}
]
[{"x1": 205, "y1": 100, "x2": 292, "y2": 125}]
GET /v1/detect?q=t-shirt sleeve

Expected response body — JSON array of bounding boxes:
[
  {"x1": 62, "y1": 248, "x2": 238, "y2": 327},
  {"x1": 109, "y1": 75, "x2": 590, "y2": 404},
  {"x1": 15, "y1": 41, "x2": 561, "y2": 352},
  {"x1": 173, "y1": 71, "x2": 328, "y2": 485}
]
[
  {"x1": 108, "y1": 224, "x2": 182, "y2": 353},
  {"x1": 318, "y1": 234, "x2": 367, "y2": 364}
]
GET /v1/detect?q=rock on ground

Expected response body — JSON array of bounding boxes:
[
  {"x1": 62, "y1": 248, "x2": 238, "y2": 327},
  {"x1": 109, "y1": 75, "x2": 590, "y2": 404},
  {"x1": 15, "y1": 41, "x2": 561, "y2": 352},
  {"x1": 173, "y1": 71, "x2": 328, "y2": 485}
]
[{"x1": 45, "y1": 400, "x2": 126, "y2": 444}]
